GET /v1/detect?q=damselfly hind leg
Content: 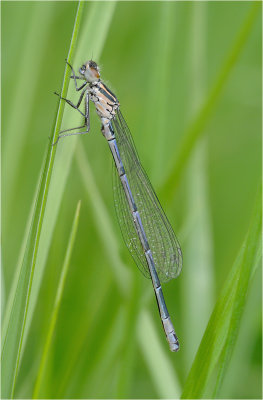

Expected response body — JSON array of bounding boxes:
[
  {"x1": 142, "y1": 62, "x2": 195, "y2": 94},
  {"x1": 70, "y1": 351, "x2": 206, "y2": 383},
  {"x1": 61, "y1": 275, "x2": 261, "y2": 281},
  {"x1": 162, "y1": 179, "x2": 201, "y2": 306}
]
[{"x1": 52, "y1": 123, "x2": 89, "y2": 146}]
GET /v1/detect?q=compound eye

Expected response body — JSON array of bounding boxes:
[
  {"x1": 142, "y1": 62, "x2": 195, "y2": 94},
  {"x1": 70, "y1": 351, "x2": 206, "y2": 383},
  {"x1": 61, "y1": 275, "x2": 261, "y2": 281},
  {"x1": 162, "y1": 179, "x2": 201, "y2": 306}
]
[{"x1": 82, "y1": 64, "x2": 86, "y2": 70}]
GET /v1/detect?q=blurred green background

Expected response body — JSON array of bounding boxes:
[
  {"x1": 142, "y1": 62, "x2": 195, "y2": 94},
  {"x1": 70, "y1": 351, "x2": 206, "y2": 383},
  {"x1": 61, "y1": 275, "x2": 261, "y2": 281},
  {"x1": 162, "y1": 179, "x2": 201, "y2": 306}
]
[{"x1": 2, "y1": 1, "x2": 261, "y2": 399}]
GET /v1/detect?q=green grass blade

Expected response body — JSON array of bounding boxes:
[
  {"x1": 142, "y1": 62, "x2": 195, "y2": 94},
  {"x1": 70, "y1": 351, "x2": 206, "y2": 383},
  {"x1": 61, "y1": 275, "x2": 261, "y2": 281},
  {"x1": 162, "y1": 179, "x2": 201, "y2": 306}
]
[
  {"x1": 0, "y1": 3, "x2": 84, "y2": 397},
  {"x1": 79, "y1": 308, "x2": 126, "y2": 397},
  {"x1": 56, "y1": 276, "x2": 112, "y2": 397},
  {"x1": 1, "y1": 264, "x2": 6, "y2": 319},
  {"x1": 212, "y1": 191, "x2": 262, "y2": 397},
  {"x1": 1, "y1": 178, "x2": 38, "y2": 347},
  {"x1": 160, "y1": 2, "x2": 261, "y2": 201},
  {"x1": 181, "y1": 187, "x2": 262, "y2": 399},
  {"x1": 33, "y1": 201, "x2": 81, "y2": 399},
  {"x1": 21, "y1": 0, "x2": 116, "y2": 360}
]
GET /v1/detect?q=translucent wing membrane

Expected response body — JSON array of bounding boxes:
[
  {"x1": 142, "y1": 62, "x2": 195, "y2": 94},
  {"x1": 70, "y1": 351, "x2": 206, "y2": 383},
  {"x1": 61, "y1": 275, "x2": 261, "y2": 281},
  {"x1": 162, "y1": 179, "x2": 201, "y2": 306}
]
[{"x1": 112, "y1": 110, "x2": 182, "y2": 283}]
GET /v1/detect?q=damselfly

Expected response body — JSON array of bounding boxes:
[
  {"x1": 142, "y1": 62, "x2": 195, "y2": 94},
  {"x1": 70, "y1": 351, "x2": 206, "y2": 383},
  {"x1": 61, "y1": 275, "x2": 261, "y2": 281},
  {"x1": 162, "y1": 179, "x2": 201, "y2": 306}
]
[{"x1": 54, "y1": 60, "x2": 183, "y2": 352}]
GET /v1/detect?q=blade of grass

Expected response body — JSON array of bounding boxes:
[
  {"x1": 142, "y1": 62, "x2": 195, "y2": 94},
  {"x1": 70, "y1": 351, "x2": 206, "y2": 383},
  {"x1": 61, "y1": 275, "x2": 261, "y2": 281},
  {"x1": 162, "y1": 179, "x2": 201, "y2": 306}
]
[
  {"x1": 21, "y1": 0, "x2": 116, "y2": 360},
  {"x1": 32, "y1": 201, "x2": 81, "y2": 399},
  {"x1": 76, "y1": 307, "x2": 126, "y2": 398},
  {"x1": 1, "y1": 264, "x2": 5, "y2": 320},
  {"x1": 212, "y1": 193, "x2": 262, "y2": 397},
  {"x1": 0, "y1": 3, "x2": 84, "y2": 397},
  {"x1": 181, "y1": 187, "x2": 262, "y2": 399},
  {"x1": 160, "y1": 2, "x2": 260, "y2": 201},
  {"x1": 56, "y1": 274, "x2": 112, "y2": 397},
  {"x1": 1, "y1": 174, "x2": 39, "y2": 343}
]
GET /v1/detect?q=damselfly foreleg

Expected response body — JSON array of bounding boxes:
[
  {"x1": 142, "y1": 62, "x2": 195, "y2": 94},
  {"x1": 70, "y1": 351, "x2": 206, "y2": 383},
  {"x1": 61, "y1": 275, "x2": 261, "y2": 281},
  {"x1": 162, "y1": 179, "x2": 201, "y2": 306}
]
[{"x1": 65, "y1": 60, "x2": 87, "y2": 91}]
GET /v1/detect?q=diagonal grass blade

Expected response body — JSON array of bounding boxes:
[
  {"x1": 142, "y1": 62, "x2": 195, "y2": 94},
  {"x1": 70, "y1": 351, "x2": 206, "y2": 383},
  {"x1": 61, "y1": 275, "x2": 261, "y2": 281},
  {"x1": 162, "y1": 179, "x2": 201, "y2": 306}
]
[{"x1": 181, "y1": 187, "x2": 261, "y2": 399}]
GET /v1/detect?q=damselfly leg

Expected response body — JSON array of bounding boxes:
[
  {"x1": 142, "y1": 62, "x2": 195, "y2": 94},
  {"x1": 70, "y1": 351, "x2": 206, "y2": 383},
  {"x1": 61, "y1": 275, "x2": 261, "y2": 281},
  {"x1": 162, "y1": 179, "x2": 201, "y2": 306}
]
[
  {"x1": 66, "y1": 60, "x2": 87, "y2": 91},
  {"x1": 53, "y1": 62, "x2": 90, "y2": 145},
  {"x1": 54, "y1": 89, "x2": 87, "y2": 117}
]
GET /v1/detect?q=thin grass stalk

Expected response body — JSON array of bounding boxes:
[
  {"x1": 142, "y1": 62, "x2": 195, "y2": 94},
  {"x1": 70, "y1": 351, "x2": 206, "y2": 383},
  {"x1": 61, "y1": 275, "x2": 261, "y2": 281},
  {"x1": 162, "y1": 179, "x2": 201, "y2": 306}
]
[
  {"x1": 1, "y1": 3, "x2": 84, "y2": 397},
  {"x1": 33, "y1": 201, "x2": 81, "y2": 398},
  {"x1": 56, "y1": 276, "x2": 112, "y2": 397}
]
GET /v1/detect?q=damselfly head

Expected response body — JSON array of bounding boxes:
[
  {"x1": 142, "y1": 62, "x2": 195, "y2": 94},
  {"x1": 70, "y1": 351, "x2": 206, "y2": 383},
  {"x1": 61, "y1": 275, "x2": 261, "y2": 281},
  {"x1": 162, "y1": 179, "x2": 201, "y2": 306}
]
[{"x1": 79, "y1": 60, "x2": 100, "y2": 83}]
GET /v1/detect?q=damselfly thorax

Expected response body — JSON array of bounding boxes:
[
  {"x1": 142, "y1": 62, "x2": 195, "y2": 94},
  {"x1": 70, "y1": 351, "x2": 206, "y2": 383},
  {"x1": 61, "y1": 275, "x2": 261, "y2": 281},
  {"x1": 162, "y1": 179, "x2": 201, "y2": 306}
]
[{"x1": 89, "y1": 81, "x2": 119, "y2": 121}]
